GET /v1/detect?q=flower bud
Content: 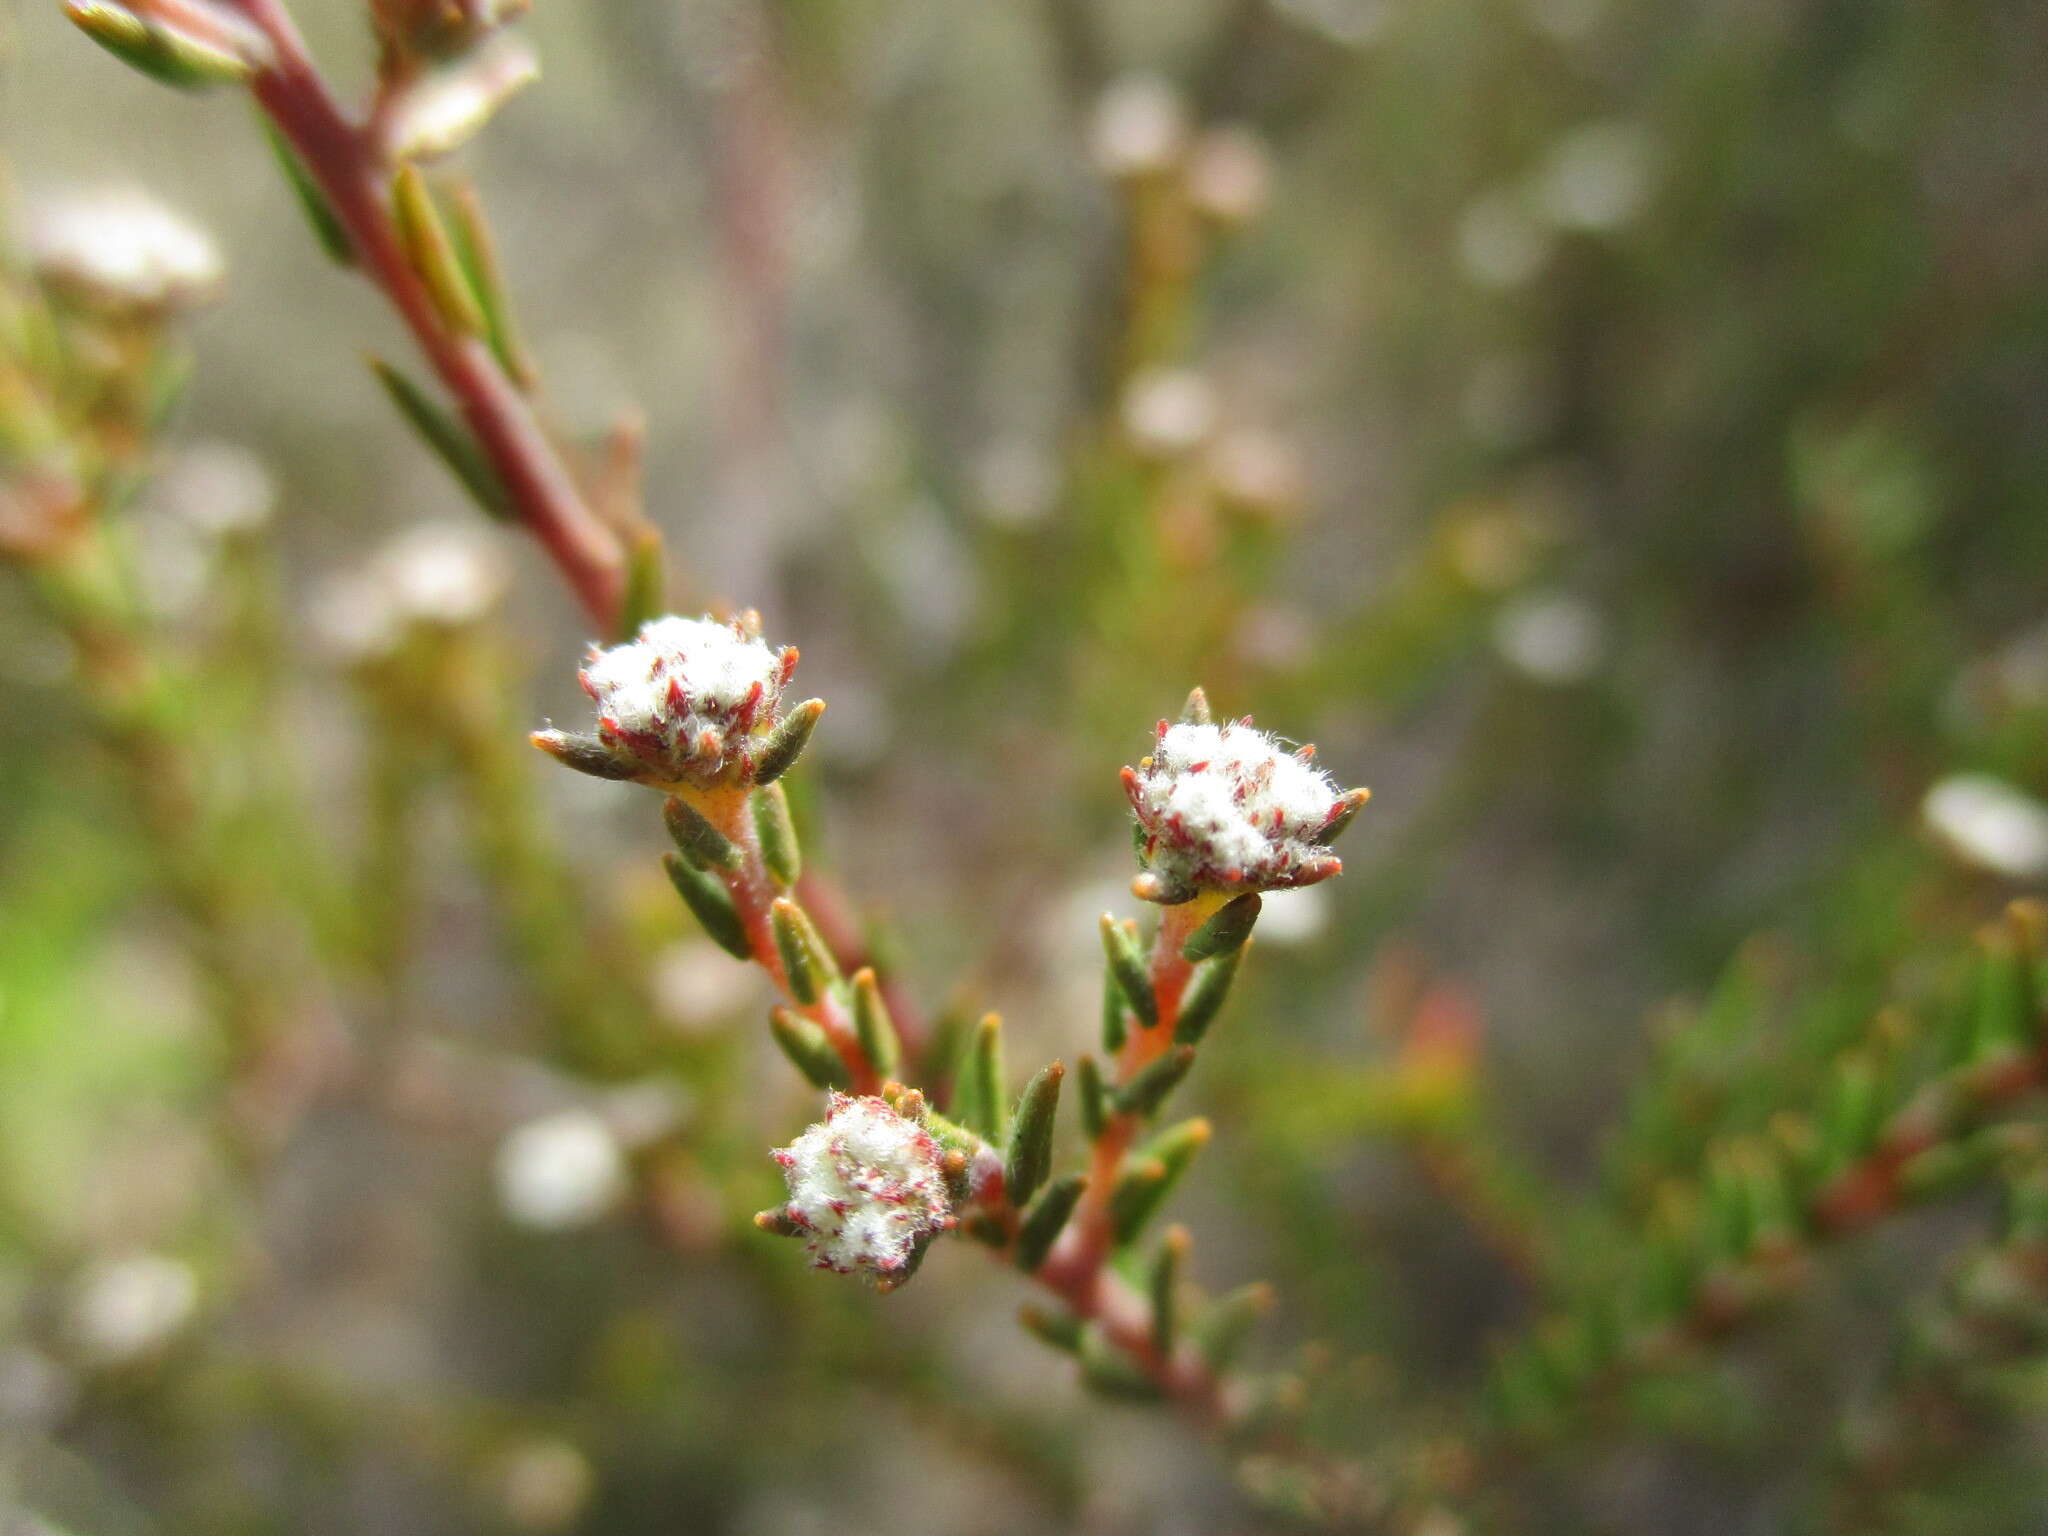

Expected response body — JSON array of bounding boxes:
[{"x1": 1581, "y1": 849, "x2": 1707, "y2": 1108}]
[
  {"x1": 1124, "y1": 715, "x2": 1368, "y2": 899},
  {"x1": 768, "y1": 1092, "x2": 955, "y2": 1286},
  {"x1": 542, "y1": 612, "x2": 813, "y2": 791}
]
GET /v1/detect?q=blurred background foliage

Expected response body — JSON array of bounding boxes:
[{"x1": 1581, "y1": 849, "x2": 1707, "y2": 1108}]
[{"x1": 4, "y1": 0, "x2": 2048, "y2": 1530}]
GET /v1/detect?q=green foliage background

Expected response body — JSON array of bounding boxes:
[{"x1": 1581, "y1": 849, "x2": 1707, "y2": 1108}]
[{"x1": 4, "y1": 0, "x2": 2048, "y2": 1531}]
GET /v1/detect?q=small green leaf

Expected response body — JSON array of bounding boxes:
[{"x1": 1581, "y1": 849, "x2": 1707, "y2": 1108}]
[
  {"x1": 1111, "y1": 1118, "x2": 1209, "y2": 1243},
  {"x1": 1175, "y1": 947, "x2": 1244, "y2": 1045},
  {"x1": 1101, "y1": 967, "x2": 1128, "y2": 1054},
  {"x1": 953, "y1": 1013, "x2": 1008, "y2": 1141},
  {"x1": 1182, "y1": 892, "x2": 1261, "y2": 963},
  {"x1": 262, "y1": 117, "x2": 352, "y2": 265},
  {"x1": 1018, "y1": 1302, "x2": 1083, "y2": 1353},
  {"x1": 769, "y1": 1007, "x2": 847, "y2": 1090},
  {"x1": 850, "y1": 968, "x2": 901, "y2": 1080},
  {"x1": 1311, "y1": 786, "x2": 1371, "y2": 846},
  {"x1": 530, "y1": 729, "x2": 639, "y2": 780},
  {"x1": 1148, "y1": 1225, "x2": 1188, "y2": 1356},
  {"x1": 1100, "y1": 913, "x2": 1159, "y2": 1029},
  {"x1": 1114, "y1": 1044, "x2": 1195, "y2": 1119},
  {"x1": 391, "y1": 162, "x2": 486, "y2": 338},
  {"x1": 751, "y1": 699, "x2": 826, "y2": 786},
  {"x1": 1079, "y1": 1327, "x2": 1162, "y2": 1401},
  {"x1": 664, "y1": 794, "x2": 739, "y2": 871},
  {"x1": 67, "y1": 1, "x2": 257, "y2": 90},
  {"x1": 1013, "y1": 1174, "x2": 1087, "y2": 1272},
  {"x1": 369, "y1": 357, "x2": 512, "y2": 519},
  {"x1": 753, "y1": 783, "x2": 801, "y2": 887},
  {"x1": 1004, "y1": 1060, "x2": 1064, "y2": 1206},
  {"x1": 770, "y1": 899, "x2": 837, "y2": 1006},
  {"x1": 444, "y1": 178, "x2": 537, "y2": 386},
  {"x1": 662, "y1": 852, "x2": 749, "y2": 960},
  {"x1": 1187, "y1": 1282, "x2": 1273, "y2": 1372},
  {"x1": 1076, "y1": 1054, "x2": 1110, "y2": 1142}
]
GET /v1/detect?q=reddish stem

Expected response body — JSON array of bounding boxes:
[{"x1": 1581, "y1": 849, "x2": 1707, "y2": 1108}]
[
  {"x1": 222, "y1": 0, "x2": 625, "y2": 629},
  {"x1": 1030, "y1": 897, "x2": 1226, "y2": 1414},
  {"x1": 703, "y1": 791, "x2": 879, "y2": 1094}
]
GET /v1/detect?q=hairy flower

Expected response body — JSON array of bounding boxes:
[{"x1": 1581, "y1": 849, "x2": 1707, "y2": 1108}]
[
  {"x1": 535, "y1": 612, "x2": 815, "y2": 790},
  {"x1": 1124, "y1": 709, "x2": 1367, "y2": 901},
  {"x1": 769, "y1": 1093, "x2": 954, "y2": 1285},
  {"x1": 27, "y1": 187, "x2": 222, "y2": 314}
]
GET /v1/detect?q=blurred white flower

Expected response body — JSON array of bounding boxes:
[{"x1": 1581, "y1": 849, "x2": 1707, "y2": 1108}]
[
  {"x1": 308, "y1": 522, "x2": 510, "y2": 664},
  {"x1": 66, "y1": 1253, "x2": 198, "y2": 1364},
  {"x1": 496, "y1": 1437, "x2": 594, "y2": 1532},
  {"x1": 1923, "y1": 774, "x2": 2048, "y2": 881},
  {"x1": 649, "y1": 940, "x2": 759, "y2": 1034},
  {"x1": 1120, "y1": 367, "x2": 1218, "y2": 460},
  {"x1": 1186, "y1": 126, "x2": 1272, "y2": 226},
  {"x1": 1493, "y1": 592, "x2": 1607, "y2": 684},
  {"x1": 1457, "y1": 190, "x2": 1555, "y2": 290},
  {"x1": 1534, "y1": 122, "x2": 1657, "y2": 233},
  {"x1": 495, "y1": 1109, "x2": 629, "y2": 1230},
  {"x1": 308, "y1": 572, "x2": 406, "y2": 666},
  {"x1": 1209, "y1": 428, "x2": 1305, "y2": 520},
  {"x1": 151, "y1": 442, "x2": 277, "y2": 538},
  {"x1": 27, "y1": 188, "x2": 222, "y2": 313},
  {"x1": 1088, "y1": 74, "x2": 1189, "y2": 180},
  {"x1": 378, "y1": 522, "x2": 510, "y2": 628}
]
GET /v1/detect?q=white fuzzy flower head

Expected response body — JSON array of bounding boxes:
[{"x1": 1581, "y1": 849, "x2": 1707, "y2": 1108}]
[
  {"x1": 27, "y1": 189, "x2": 223, "y2": 315},
  {"x1": 1124, "y1": 695, "x2": 1368, "y2": 901},
  {"x1": 551, "y1": 611, "x2": 804, "y2": 789},
  {"x1": 769, "y1": 1093, "x2": 954, "y2": 1287}
]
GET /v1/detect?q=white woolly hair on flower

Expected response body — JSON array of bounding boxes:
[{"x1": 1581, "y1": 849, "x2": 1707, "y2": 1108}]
[
  {"x1": 578, "y1": 612, "x2": 797, "y2": 783},
  {"x1": 1124, "y1": 715, "x2": 1364, "y2": 897},
  {"x1": 27, "y1": 187, "x2": 223, "y2": 313},
  {"x1": 771, "y1": 1092, "x2": 954, "y2": 1283}
]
